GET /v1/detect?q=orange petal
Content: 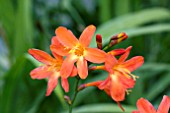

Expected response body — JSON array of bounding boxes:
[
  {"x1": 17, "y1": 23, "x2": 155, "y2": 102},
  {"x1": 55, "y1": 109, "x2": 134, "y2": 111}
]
[
  {"x1": 122, "y1": 56, "x2": 144, "y2": 72},
  {"x1": 84, "y1": 48, "x2": 106, "y2": 63},
  {"x1": 110, "y1": 74, "x2": 125, "y2": 102},
  {"x1": 30, "y1": 66, "x2": 52, "y2": 79},
  {"x1": 61, "y1": 78, "x2": 69, "y2": 92},
  {"x1": 60, "y1": 54, "x2": 78, "y2": 78},
  {"x1": 118, "y1": 46, "x2": 132, "y2": 63},
  {"x1": 136, "y1": 98, "x2": 156, "y2": 113},
  {"x1": 105, "y1": 54, "x2": 117, "y2": 73},
  {"x1": 50, "y1": 45, "x2": 69, "y2": 57},
  {"x1": 46, "y1": 72, "x2": 60, "y2": 96},
  {"x1": 118, "y1": 72, "x2": 135, "y2": 88},
  {"x1": 70, "y1": 66, "x2": 78, "y2": 77},
  {"x1": 98, "y1": 76, "x2": 110, "y2": 90},
  {"x1": 79, "y1": 25, "x2": 96, "y2": 47},
  {"x1": 51, "y1": 36, "x2": 69, "y2": 57},
  {"x1": 28, "y1": 49, "x2": 54, "y2": 65},
  {"x1": 55, "y1": 26, "x2": 79, "y2": 48},
  {"x1": 77, "y1": 56, "x2": 88, "y2": 79},
  {"x1": 157, "y1": 95, "x2": 170, "y2": 113},
  {"x1": 132, "y1": 110, "x2": 140, "y2": 113}
]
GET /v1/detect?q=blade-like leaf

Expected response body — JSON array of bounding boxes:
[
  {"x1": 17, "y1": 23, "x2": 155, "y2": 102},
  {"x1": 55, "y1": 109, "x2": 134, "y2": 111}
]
[
  {"x1": 62, "y1": 103, "x2": 135, "y2": 113},
  {"x1": 90, "y1": 8, "x2": 170, "y2": 47}
]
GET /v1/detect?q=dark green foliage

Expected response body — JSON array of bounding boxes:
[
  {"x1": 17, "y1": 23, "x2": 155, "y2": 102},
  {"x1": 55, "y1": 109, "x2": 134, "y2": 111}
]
[{"x1": 0, "y1": 0, "x2": 170, "y2": 112}]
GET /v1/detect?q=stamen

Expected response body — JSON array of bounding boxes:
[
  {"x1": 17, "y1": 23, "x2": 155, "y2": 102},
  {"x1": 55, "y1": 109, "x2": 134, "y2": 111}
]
[
  {"x1": 129, "y1": 73, "x2": 139, "y2": 80},
  {"x1": 70, "y1": 44, "x2": 84, "y2": 56},
  {"x1": 126, "y1": 89, "x2": 132, "y2": 95}
]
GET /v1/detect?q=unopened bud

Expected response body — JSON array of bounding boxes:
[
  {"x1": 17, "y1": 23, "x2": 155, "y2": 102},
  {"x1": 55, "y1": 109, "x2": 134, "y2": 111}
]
[
  {"x1": 109, "y1": 32, "x2": 128, "y2": 47},
  {"x1": 78, "y1": 84, "x2": 86, "y2": 91},
  {"x1": 107, "y1": 49, "x2": 125, "y2": 56},
  {"x1": 64, "y1": 95, "x2": 72, "y2": 105},
  {"x1": 96, "y1": 34, "x2": 102, "y2": 49}
]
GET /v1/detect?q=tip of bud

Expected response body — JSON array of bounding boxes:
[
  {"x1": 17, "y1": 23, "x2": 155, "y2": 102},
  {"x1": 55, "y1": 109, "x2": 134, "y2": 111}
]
[
  {"x1": 78, "y1": 84, "x2": 86, "y2": 91},
  {"x1": 64, "y1": 95, "x2": 72, "y2": 105},
  {"x1": 117, "y1": 32, "x2": 128, "y2": 39}
]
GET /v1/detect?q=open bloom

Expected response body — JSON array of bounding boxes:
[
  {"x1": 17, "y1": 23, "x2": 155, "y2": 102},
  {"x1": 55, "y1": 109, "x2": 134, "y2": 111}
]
[
  {"x1": 88, "y1": 46, "x2": 144, "y2": 102},
  {"x1": 28, "y1": 47, "x2": 77, "y2": 96},
  {"x1": 132, "y1": 95, "x2": 170, "y2": 113},
  {"x1": 50, "y1": 25, "x2": 106, "y2": 79}
]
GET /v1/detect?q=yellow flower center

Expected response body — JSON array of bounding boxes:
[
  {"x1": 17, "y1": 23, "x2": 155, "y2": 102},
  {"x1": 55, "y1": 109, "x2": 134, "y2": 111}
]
[{"x1": 70, "y1": 44, "x2": 84, "y2": 57}]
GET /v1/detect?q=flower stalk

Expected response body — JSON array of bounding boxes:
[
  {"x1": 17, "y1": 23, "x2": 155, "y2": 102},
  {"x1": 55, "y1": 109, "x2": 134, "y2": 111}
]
[{"x1": 68, "y1": 77, "x2": 80, "y2": 113}]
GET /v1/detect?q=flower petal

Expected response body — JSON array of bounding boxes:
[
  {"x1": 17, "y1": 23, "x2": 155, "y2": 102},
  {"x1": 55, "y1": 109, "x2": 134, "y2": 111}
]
[
  {"x1": 98, "y1": 76, "x2": 110, "y2": 90},
  {"x1": 110, "y1": 74, "x2": 125, "y2": 102},
  {"x1": 77, "y1": 56, "x2": 88, "y2": 79},
  {"x1": 122, "y1": 56, "x2": 144, "y2": 72},
  {"x1": 157, "y1": 95, "x2": 170, "y2": 113},
  {"x1": 84, "y1": 48, "x2": 106, "y2": 63},
  {"x1": 105, "y1": 54, "x2": 117, "y2": 73},
  {"x1": 70, "y1": 66, "x2": 78, "y2": 77},
  {"x1": 118, "y1": 71, "x2": 135, "y2": 88},
  {"x1": 79, "y1": 25, "x2": 96, "y2": 47},
  {"x1": 136, "y1": 98, "x2": 156, "y2": 113},
  {"x1": 28, "y1": 49, "x2": 54, "y2": 65},
  {"x1": 46, "y1": 72, "x2": 60, "y2": 96},
  {"x1": 51, "y1": 36, "x2": 69, "y2": 56},
  {"x1": 118, "y1": 46, "x2": 132, "y2": 63},
  {"x1": 132, "y1": 110, "x2": 140, "y2": 113},
  {"x1": 60, "y1": 54, "x2": 78, "y2": 78},
  {"x1": 50, "y1": 45, "x2": 69, "y2": 57},
  {"x1": 30, "y1": 66, "x2": 52, "y2": 79},
  {"x1": 61, "y1": 78, "x2": 69, "y2": 92},
  {"x1": 55, "y1": 26, "x2": 79, "y2": 48}
]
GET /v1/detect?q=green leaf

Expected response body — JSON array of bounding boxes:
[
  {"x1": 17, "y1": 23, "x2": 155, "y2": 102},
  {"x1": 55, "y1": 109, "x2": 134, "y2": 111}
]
[
  {"x1": 145, "y1": 72, "x2": 170, "y2": 101},
  {"x1": 99, "y1": 0, "x2": 112, "y2": 23},
  {"x1": 90, "y1": 8, "x2": 170, "y2": 47},
  {"x1": 1, "y1": 56, "x2": 27, "y2": 113},
  {"x1": 14, "y1": 0, "x2": 33, "y2": 57},
  {"x1": 125, "y1": 24, "x2": 170, "y2": 37},
  {"x1": 62, "y1": 103, "x2": 136, "y2": 113}
]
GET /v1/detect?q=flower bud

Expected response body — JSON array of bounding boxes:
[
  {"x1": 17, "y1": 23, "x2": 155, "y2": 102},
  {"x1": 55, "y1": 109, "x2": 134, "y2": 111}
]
[
  {"x1": 109, "y1": 32, "x2": 128, "y2": 47},
  {"x1": 96, "y1": 34, "x2": 103, "y2": 49}
]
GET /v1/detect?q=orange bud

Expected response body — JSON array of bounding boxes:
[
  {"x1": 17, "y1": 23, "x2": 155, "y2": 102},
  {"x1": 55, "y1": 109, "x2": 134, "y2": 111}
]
[
  {"x1": 96, "y1": 34, "x2": 102, "y2": 49},
  {"x1": 107, "y1": 49, "x2": 126, "y2": 56}
]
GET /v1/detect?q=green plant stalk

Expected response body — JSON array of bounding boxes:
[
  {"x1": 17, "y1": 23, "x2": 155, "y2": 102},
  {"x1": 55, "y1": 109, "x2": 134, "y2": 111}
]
[{"x1": 69, "y1": 77, "x2": 80, "y2": 113}]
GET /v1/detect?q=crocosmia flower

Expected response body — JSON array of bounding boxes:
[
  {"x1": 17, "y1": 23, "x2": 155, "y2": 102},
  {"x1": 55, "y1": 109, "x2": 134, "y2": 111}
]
[
  {"x1": 132, "y1": 95, "x2": 170, "y2": 113},
  {"x1": 88, "y1": 46, "x2": 144, "y2": 102},
  {"x1": 50, "y1": 25, "x2": 106, "y2": 79},
  {"x1": 28, "y1": 47, "x2": 77, "y2": 96}
]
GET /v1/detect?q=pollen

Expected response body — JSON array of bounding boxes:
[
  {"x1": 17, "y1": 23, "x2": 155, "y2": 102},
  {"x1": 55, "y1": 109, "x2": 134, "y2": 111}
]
[{"x1": 70, "y1": 44, "x2": 84, "y2": 56}]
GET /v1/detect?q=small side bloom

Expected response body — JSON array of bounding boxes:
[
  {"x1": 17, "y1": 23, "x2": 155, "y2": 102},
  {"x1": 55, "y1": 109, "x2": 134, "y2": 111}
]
[
  {"x1": 132, "y1": 95, "x2": 170, "y2": 113},
  {"x1": 51, "y1": 25, "x2": 107, "y2": 79},
  {"x1": 89, "y1": 46, "x2": 144, "y2": 102},
  {"x1": 28, "y1": 48, "x2": 77, "y2": 96}
]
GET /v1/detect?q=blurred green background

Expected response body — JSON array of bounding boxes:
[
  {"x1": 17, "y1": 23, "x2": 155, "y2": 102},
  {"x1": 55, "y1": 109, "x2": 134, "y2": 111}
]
[{"x1": 0, "y1": 0, "x2": 170, "y2": 113}]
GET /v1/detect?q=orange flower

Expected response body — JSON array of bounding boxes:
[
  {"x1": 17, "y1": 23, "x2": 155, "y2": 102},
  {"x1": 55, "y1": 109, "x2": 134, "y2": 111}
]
[
  {"x1": 50, "y1": 25, "x2": 106, "y2": 79},
  {"x1": 88, "y1": 46, "x2": 144, "y2": 102},
  {"x1": 132, "y1": 95, "x2": 170, "y2": 113},
  {"x1": 28, "y1": 48, "x2": 77, "y2": 96}
]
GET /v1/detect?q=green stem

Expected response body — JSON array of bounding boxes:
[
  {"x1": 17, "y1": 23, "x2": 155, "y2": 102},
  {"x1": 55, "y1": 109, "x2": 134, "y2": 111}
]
[{"x1": 69, "y1": 77, "x2": 80, "y2": 113}]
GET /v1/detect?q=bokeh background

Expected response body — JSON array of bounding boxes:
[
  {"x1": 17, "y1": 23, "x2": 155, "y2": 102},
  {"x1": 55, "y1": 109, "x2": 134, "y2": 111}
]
[{"x1": 0, "y1": 0, "x2": 170, "y2": 113}]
